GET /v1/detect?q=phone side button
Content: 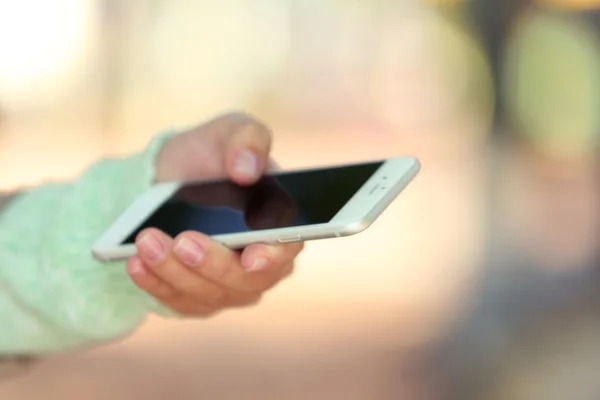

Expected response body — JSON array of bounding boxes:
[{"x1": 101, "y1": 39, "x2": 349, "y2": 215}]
[{"x1": 278, "y1": 235, "x2": 302, "y2": 244}]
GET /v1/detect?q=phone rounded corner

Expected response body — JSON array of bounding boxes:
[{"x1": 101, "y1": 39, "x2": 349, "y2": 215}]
[
  {"x1": 390, "y1": 156, "x2": 421, "y2": 175},
  {"x1": 91, "y1": 247, "x2": 109, "y2": 262},
  {"x1": 339, "y1": 217, "x2": 374, "y2": 236},
  {"x1": 91, "y1": 242, "x2": 135, "y2": 263},
  {"x1": 410, "y1": 157, "x2": 422, "y2": 173}
]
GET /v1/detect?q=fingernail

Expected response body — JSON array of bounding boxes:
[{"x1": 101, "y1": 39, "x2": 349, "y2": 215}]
[
  {"x1": 174, "y1": 237, "x2": 205, "y2": 266},
  {"x1": 138, "y1": 233, "x2": 165, "y2": 262},
  {"x1": 127, "y1": 257, "x2": 146, "y2": 275},
  {"x1": 234, "y1": 149, "x2": 259, "y2": 178},
  {"x1": 247, "y1": 257, "x2": 269, "y2": 272}
]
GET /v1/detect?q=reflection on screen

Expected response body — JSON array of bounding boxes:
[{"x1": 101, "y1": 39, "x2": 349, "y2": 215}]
[{"x1": 122, "y1": 161, "x2": 383, "y2": 243}]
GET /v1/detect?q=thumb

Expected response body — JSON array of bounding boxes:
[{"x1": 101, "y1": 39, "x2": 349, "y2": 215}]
[
  {"x1": 155, "y1": 113, "x2": 273, "y2": 183},
  {"x1": 223, "y1": 115, "x2": 273, "y2": 186}
]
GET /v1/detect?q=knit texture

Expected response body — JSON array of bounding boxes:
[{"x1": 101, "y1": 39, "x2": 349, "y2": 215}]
[{"x1": 0, "y1": 132, "x2": 179, "y2": 355}]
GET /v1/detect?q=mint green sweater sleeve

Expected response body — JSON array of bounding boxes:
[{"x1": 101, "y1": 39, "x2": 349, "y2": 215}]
[{"x1": 0, "y1": 132, "x2": 179, "y2": 356}]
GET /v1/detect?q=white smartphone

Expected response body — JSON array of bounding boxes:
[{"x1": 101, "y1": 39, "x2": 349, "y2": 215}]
[{"x1": 92, "y1": 157, "x2": 420, "y2": 261}]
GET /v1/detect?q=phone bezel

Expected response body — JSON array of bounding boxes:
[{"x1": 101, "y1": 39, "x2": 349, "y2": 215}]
[{"x1": 92, "y1": 157, "x2": 420, "y2": 261}]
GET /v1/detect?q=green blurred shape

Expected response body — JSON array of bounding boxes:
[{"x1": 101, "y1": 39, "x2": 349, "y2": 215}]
[{"x1": 505, "y1": 11, "x2": 600, "y2": 156}]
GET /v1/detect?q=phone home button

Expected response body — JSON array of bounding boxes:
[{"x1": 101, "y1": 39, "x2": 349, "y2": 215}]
[{"x1": 278, "y1": 235, "x2": 302, "y2": 244}]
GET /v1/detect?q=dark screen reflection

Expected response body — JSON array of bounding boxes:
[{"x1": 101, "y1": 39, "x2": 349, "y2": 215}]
[{"x1": 123, "y1": 162, "x2": 383, "y2": 243}]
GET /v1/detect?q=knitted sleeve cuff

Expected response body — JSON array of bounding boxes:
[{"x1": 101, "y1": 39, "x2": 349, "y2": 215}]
[{"x1": 0, "y1": 131, "x2": 180, "y2": 355}]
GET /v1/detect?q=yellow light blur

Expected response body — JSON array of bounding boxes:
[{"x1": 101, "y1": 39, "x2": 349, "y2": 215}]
[{"x1": 0, "y1": 0, "x2": 90, "y2": 101}]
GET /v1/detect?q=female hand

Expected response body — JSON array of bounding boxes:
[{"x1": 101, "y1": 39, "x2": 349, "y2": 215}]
[{"x1": 127, "y1": 112, "x2": 304, "y2": 316}]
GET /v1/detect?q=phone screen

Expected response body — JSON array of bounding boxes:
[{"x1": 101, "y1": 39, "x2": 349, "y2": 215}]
[{"x1": 122, "y1": 161, "x2": 384, "y2": 243}]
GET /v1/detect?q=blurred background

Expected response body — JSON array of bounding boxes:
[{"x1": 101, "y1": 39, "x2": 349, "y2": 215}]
[{"x1": 0, "y1": 0, "x2": 599, "y2": 398}]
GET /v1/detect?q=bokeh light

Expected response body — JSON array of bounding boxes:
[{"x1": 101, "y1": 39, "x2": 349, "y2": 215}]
[
  {"x1": 0, "y1": 0, "x2": 93, "y2": 108},
  {"x1": 371, "y1": 2, "x2": 494, "y2": 134},
  {"x1": 539, "y1": 0, "x2": 600, "y2": 11},
  {"x1": 505, "y1": 10, "x2": 600, "y2": 159}
]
